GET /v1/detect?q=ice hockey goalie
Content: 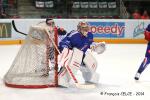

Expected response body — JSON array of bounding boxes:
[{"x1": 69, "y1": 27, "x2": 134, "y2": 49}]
[{"x1": 58, "y1": 21, "x2": 105, "y2": 87}]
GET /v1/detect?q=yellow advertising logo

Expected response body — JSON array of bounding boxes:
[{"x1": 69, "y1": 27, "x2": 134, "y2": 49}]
[{"x1": 0, "y1": 23, "x2": 11, "y2": 38}]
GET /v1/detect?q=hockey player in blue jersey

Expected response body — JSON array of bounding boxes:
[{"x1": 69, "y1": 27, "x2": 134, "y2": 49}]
[
  {"x1": 58, "y1": 21, "x2": 106, "y2": 87},
  {"x1": 135, "y1": 24, "x2": 150, "y2": 80},
  {"x1": 59, "y1": 22, "x2": 93, "y2": 53}
]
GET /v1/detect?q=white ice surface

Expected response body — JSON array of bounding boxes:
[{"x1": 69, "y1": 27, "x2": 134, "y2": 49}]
[{"x1": 0, "y1": 44, "x2": 150, "y2": 100}]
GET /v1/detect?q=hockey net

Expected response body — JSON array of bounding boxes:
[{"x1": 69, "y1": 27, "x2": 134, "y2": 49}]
[{"x1": 4, "y1": 25, "x2": 58, "y2": 88}]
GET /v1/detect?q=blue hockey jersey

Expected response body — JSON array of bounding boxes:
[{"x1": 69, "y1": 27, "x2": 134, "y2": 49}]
[
  {"x1": 145, "y1": 42, "x2": 150, "y2": 57},
  {"x1": 59, "y1": 30, "x2": 93, "y2": 53}
]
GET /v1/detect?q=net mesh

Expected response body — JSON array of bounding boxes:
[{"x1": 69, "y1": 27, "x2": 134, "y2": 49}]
[{"x1": 4, "y1": 25, "x2": 58, "y2": 88}]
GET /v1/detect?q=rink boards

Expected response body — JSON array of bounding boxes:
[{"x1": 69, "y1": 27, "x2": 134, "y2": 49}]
[{"x1": 0, "y1": 19, "x2": 149, "y2": 44}]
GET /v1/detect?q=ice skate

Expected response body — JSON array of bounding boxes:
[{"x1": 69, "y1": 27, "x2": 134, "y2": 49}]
[{"x1": 134, "y1": 73, "x2": 141, "y2": 80}]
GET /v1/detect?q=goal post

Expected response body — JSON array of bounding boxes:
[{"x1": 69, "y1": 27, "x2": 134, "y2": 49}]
[{"x1": 4, "y1": 25, "x2": 58, "y2": 88}]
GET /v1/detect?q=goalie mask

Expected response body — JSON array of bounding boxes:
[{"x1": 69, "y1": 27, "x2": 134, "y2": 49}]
[
  {"x1": 77, "y1": 21, "x2": 89, "y2": 36},
  {"x1": 46, "y1": 18, "x2": 55, "y2": 28}
]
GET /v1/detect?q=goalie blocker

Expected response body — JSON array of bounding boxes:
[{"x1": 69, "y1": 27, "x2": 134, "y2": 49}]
[{"x1": 58, "y1": 48, "x2": 99, "y2": 87}]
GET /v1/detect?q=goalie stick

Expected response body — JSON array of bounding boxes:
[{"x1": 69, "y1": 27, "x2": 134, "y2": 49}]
[{"x1": 12, "y1": 21, "x2": 96, "y2": 89}]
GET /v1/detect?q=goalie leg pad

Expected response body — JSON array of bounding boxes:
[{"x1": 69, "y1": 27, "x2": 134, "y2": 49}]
[
  {"x1": 67, "y1": 48, "x2": 84, "y2": 71},
  {"x1": 58, "y1": 67, "x2": 70, "y2": 87},
  {"x1": 58, "y1": 48, "x2": 71, "y2": 67},
  {"x1": 82, "y1": 72, "x2": 99, "y2": 84},
  {"x1": 58, "y1": 48, "x2": 73, "y2": 87},
  {"x1": 83, "y1": 51, "x2": 97, "y2": 73},
  {"x1": 58, "y1": 48, "x2": 84, "y2": 85},
  {"x1": 65, "y1": 48, "x2": 84, "y2": 82},
  {"x1": 58, "y1": 48, "x2": 83, "y2": 74},
  {"x1": 81, "y1": 51, "x2": 99, "y2": 84}
]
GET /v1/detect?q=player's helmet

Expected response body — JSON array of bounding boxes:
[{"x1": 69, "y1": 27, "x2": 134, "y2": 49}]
[
  {"x1": 46, "y1": 18, "x2": 55, "y2": 27},
  {"x1": 144, "y1": 24, "x2": 150, "y2": 41},
  {"x1": 77, "y1": 21, "x2": 89, "y2": 36}
]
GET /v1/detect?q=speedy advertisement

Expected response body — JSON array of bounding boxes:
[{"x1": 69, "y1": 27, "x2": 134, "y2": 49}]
[{"x1": 88, "y1": 22, "x2": 125, "y2": 38}]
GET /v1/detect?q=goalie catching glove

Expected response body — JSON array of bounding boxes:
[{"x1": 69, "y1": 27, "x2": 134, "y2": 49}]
[{"x1": 90, "y1": 42, "x2": 106, "y2": 54}]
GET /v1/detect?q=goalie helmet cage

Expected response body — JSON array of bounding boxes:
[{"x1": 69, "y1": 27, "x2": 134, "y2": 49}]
[{"x1": 4, "y1": 26, "x2": 58, "y2": 88}]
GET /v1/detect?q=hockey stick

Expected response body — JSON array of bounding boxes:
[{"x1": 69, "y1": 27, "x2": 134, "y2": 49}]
[
  {"x1": 12, "y1": 20, "x2": 60, "y2": 53},
  {"x1": 12, "y1": 20, "x2": 27, "y2": 36},
  {"x1": 45, "y1": 29, "x2": 60, "y2": 54}
]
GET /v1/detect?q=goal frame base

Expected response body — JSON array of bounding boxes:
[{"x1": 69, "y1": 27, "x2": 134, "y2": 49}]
[{"x1": 5, "y1": 82, "x2": 58, "y2": 89}]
